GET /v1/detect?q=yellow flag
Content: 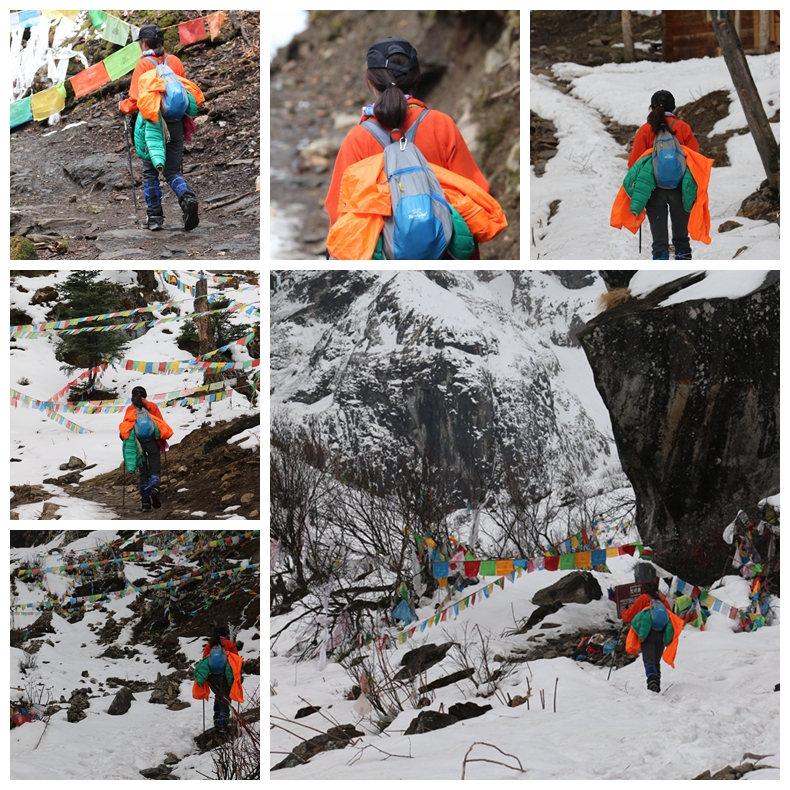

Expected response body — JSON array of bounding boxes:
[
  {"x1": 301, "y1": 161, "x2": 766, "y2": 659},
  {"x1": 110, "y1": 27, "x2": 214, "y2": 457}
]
[{"x1": 31, "y1": 83, "x2": 66, "y2": 121}]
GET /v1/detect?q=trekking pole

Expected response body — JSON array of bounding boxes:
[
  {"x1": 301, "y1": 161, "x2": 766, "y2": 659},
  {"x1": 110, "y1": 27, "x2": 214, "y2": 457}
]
[
  {"x1": 202, "y1": 699, "x2": 205, "y2": 734},
  {"x1": 122, "y1": 465, "x2": 125, "y2": 509},
  {"x1": 608, "y1": 624, "x2": 627, "y2": 681},
  {"x1": 639, "y1": 225, "x2": 642, "y2": 256},
  {"x1": 122, "y1": 108, "x2": 141, "y2": 228}
]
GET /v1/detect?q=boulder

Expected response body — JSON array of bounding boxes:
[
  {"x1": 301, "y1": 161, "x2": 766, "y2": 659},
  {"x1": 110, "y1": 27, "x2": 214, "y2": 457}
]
[
  {"x1": 448, "y1": 701, "x2": 492, "y2": 720},
  {"x1": 271, "y1": 724, "x2": 363, "y2": 770},
  {"x1": 395, "y1": 642, "x2": 454, "y2": 680},
  {"x1": 580, "y1": 272, "x2": 779, "y2": 583},
  {"x1": 107, "y1": 686, "x2": 135, "y2": 715},
  {"x1": 30, "y1": 286, "x2": 58, "y2": 305},
  {"x1": 404, "y1": 709, "x2": 458, "y2": 735},
  {"x1": 531, "y1": 571, "x2": 602, "y2": 607}
]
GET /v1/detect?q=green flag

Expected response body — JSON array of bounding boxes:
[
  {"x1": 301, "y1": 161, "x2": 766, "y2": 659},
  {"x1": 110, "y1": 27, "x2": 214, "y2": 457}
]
[
  {"x1": 88, "y1": 10, "x2": 107, "y2": 28},
  {"x1": 102, "y1": 42, "x2": 141, "y2": 81},
  {"x1": 10, "y1": 96, "x2": 32, "y2": 127},
  {"x1": 101, "y1": 14, "x2": 129, "y2": 47}
]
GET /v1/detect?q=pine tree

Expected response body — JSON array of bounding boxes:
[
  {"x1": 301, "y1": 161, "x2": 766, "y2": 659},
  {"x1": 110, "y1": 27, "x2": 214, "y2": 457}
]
[{"x1": 53, "y1": 271, "x2": 132, "y2": 392}]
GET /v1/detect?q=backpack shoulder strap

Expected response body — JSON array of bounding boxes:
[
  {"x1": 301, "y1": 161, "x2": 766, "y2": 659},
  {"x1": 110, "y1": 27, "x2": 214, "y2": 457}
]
[
  {"x1": 163, "y1": 55, "x2": 170, "y2": 67},
  {"x1": 403, "y1": 108, "x2": 430, "y2": 144},
  {"x1": 144, "y1": 56, "x2": 159, "y2": 67},
  {"x1": 361, "y1": 118, "x2": 394, "y2": 148}
]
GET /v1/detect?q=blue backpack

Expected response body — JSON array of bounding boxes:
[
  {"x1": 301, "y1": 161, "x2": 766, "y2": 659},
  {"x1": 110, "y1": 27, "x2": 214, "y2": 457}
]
[
  {"x1": 652, "y1": 119, "x2": 687, "y2": 189},
  {"x1": 209, "y1": 643, "x2": 227, "y2": 674},
  {"x1": 361, "y1": 109, "x2": 453, "y2": 260},
  {"x1": 650, "y1": 599, "x2": 669, "y2": 631},
  {"x1": 145, "y1": 55, "x2": 189, "y2": 121},
  {"x1": 135, "y1": 409, "x2": 155, "y2": 442}
]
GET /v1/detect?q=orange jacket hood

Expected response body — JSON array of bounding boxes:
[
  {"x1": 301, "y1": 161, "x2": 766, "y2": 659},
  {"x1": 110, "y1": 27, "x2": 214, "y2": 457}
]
[
  {"x1": 326, "y1": 152, "x2": 507, "y2": 259},
  {"x1": 118, "y1": 400, "x2": 174, "y2": 441},
  {"x1": 610, "y1": 146, "x2": 713, "y2": 244}
]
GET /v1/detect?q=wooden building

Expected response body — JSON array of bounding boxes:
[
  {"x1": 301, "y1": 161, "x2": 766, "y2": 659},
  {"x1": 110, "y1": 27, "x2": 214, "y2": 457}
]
[{"x1": 663, "y1": 11, "x2": 780, "y2": 62}]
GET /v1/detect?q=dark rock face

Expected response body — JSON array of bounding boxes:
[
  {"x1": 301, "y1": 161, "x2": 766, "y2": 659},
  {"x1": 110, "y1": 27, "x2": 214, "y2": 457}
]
[
  {"x1": 580, "y1": 272, "x2": 779, "y2": 583},
  {"x1": 531, "y1": 571, "x2": 602, "y2": 607}
]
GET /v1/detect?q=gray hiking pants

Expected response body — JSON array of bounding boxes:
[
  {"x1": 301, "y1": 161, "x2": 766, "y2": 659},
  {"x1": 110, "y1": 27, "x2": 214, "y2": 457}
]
[{"x1": 645, "y1": 186, "x2": 690, "y2": 257}]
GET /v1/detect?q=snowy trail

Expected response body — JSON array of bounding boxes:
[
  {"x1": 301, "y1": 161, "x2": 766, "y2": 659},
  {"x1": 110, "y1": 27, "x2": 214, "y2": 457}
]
[
  {"x1": 530, "y1": 54, "x2": 780, "y2": 260},
  {"x1": 271, "y1": 555, "x2": 779, "y2": 780}
]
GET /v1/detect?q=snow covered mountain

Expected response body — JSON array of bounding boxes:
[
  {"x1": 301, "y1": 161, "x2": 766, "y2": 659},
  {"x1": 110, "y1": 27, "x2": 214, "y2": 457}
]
[
  {"x1": 10, "y1": 269, "x2": 260, "y2": 521},
  {"x1": 11, "y1": 529, "x2": 260, "y2": 780},
  {"x1": 270, "y1": 270, "x2": 622, "y2": 509}
]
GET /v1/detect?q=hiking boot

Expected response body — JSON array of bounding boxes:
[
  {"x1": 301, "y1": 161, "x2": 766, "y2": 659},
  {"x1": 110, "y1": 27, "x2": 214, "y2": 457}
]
[
  {"x1": 149, "y1": 475, "x2": 161, "y2": 509},
  {"x1": 145, "y1": 215, "x2": 164, "y2": 231},
  {"x1": 652, "y1": 252, "x2": 669, "y2": 260},
  {"x1": 674, "y1": 247, "x2": 692, "y2": 260},
  {"x1": 647, "y1": 675, "x2": 661, "y2": 693},
  {"x1": 179, "y1": 193, "x2": 199, "y2": 231},
  {"x1": 141, "y1": 501, "x2": 152, "y2": 512}
]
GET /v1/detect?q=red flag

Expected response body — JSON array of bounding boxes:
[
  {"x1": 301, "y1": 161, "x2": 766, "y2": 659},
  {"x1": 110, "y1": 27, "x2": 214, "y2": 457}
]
[
  {"x1": 71, "y1": 61, "x2": 110, "y2": 98},
  {"x1": 178, "y1": 17, "x2": 207, "y2": 45}
]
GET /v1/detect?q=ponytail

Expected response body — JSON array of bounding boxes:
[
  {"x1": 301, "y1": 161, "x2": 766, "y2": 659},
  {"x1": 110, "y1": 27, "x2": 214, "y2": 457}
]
[
  {"x1": 647, "y1": 104, "x2": 675, "y2": 136},
  {"x1": 365, "y1": 51, "x2": 421, "y2": 129}
]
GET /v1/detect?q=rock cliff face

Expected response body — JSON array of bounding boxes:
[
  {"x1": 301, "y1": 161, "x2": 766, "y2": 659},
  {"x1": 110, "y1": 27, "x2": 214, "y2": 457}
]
[
  {"x1": 271, "y1": 270, "x2": 615, "y2": 506},
  {"x1": 580, "y1": 272, "x2": 779, "y2": 583}
]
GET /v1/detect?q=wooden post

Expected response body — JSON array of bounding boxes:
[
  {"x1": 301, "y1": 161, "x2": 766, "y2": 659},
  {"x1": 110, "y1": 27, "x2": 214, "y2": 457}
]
[
  {"x1": 621, "y1": 11, "x2": 635, "y2": 63},
  {"x1": 710, "y1": 12, "x2": 779, "y2": 191},
  {"x1": 194, "y1": 272, "x2": 220, "y2": 387},
  {"x1": 759, "y1": 10, "x2": 770, "y2": 54}
]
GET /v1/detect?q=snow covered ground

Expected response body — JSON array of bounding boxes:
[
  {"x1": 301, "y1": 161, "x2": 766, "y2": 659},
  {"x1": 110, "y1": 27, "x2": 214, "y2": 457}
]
[
  {"x1": 530, "y1": 53, "x2": 780, "y2": 259},
  {"x1": 270, "y1": 550, "x2": 779, "y2": 780},
  {"x1": 11, "y1": 530, "x2": 260, "y2": 780},
  {"x1": 10, "y1": 269, "x2": 259, "y2": 518}
]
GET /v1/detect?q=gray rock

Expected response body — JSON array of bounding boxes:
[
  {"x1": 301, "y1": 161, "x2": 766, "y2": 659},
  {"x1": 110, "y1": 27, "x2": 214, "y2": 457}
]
[
  {"x1": 107, "y1": 686, "x2": 135, "y2": 715},
  {"x1": 531, "y1": 571, "x2": 602, "y2": 607},
  {"x1": 404, "y1": 709, "x2": 458, "y2": 735}
]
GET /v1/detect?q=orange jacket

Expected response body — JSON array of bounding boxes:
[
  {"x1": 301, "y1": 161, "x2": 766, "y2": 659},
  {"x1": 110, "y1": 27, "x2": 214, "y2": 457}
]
[
  {"x1": 325, "y1": 98, "x2": 489, "y2": 227},
  {"x1": 119, "y1": 52, "x2": 187, "y2": 116},
  {"x1": 622, "y1": 592, "x2": 686, "y2": 668},
  {"x1": 628, "y1": 116, "x2": 700, "y2": 167},
  {"x1": 118, "y1": 399, "x2": 174, "y2": 441},
  {"x1": 326, "y1": 153, "x2": 507, "y2": 259},
  {"x1": 191, "y1": 638, "x2": 244, "y2": 703},
  {"x1": 610, "y1": 146, "x2": 713, "y2": 244}
]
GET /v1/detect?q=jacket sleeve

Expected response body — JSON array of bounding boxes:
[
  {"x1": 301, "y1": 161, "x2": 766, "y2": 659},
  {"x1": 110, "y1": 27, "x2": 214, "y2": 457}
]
[
  {"x1": 628, "y1": 124, "x2": 653, "y2": 167},
  {"x1": 193, "y1": 657, "x2": 211, "y2": 685},
  {"x1": 676, "y1": 120, "x2": 700, "y2": 153}
]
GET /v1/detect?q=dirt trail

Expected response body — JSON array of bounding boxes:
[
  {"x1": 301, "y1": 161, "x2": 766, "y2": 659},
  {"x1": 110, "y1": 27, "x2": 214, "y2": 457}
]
[{"x1": 10, "y1": 11, "x2": 260, "y2": 261}]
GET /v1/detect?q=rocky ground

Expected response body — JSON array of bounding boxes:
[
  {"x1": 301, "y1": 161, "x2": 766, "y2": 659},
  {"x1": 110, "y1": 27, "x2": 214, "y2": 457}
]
[
  {"x1": 10, "y1": 412, "x2": 260, "y2": 521},
  {"x1": 10, "y1": 11, "x2": 260, "y2": 260},
  {"x1": 271, "y1": 10, "x2": 520, "y2": 260},
  {"x1": 529, "y1": 10, "x2": 779, "y2": 224}
]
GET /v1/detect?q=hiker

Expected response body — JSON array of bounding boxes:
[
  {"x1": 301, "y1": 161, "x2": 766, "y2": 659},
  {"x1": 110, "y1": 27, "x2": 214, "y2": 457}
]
[
  {"x1": 621, "y1": 579, "x2": 685, "y2": 693},
  {"x1": 119, "y1": 24, "x2": 203, "y2": 231},
  {"x1": 325, "y1": 36, "x2": 506, "y2": 260},
  {"x1": 118, "y1": 385, "x2": 173, "y2": 511},
  {"x1": 610, "y1": 89, "x2": 713, "y2": 260},
  {"x1": 192, "y1": 626, "x2": 244, "y2": 734}
]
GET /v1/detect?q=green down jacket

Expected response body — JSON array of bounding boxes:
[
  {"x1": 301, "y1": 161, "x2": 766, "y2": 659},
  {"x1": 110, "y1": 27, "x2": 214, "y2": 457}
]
[
  {"x1": 630, "y1": 606, "x2": 677, "y2": 648},
  {"x1": 133, "y1": 91, "x2": 198, "y2": 169},
  {"x1": 122, "y1": 432, "x2": 143, "y2": 473},
  {"x1": 622, "y1": 153, "x2": 698, "y2": 216}
]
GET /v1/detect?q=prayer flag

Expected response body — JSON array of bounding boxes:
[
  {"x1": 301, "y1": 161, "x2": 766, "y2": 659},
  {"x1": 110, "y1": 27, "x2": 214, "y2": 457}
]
[
  {"x1": 591, "y1": 549, "x2": 607, "y2": 566},
  {"x1": 103, "y1": 42, "x2": 141, "y2": 81},
  {"x1": 31, "y1": 83, "x2": 67, "y2": 121},
  {"x1": 88, "y1": 10, "x2": 107, "y2": 28},
  {"x1": 179, "y1": 17, "x2": 207, "y2": 45},
  {"x1": 559, "y1": 554, "x2": 576, "y2": 570},
  {"x1": 11, "y1": 96, "x2": 33, "y2": 127},
  {"x1": 102, "y1": 14, "x2": 130, "y2": 46},
  {"x1": 479, "y1": 560, "x2": 496, "y2": 576},
  {"x1": 544, "y1": 555, "x2": 560, "y2": 571},
  {"x1": 574, "y1": 551, "x2": 591, "y2": 569},
  {"x1": 207, "y1": 11, "x2": 227, "y2": 41},
  {"x1": 496, "y1": 559, "x2": 514, "y2": 576},
  {"x1": 71, "y1": 61, "x2": 110, "y2": 98}
]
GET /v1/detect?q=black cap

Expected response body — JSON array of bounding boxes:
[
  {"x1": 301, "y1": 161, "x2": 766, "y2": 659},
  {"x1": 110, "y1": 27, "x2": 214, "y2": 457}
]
[
  {"x1": 131, "y1": 386, "x2": 147, "y2": 398},
  {"x1": 138, "y1": 24, "x2": 163, "y2": 42},
  {"x1": 650, "y1": 90, "x2": 676, "y2": 112},
  {"x1": 367, "y1": 37, "x2": 419, "y2": 76}
]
